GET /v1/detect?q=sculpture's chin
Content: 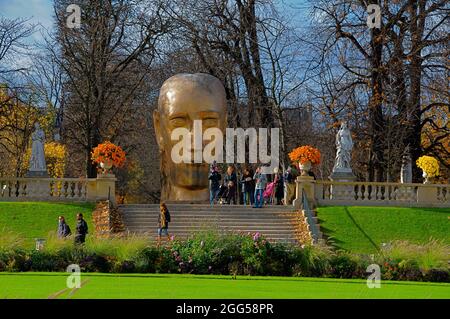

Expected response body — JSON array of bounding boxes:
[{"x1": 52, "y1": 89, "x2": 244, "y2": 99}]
[{"x1": 167, "y1": 162, "x2": 209, "y2": 190}]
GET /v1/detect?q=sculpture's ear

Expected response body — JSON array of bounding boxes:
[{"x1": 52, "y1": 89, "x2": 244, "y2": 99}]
[{"x1": 153, "y1": 109, "x2": 164, "y2": 151}]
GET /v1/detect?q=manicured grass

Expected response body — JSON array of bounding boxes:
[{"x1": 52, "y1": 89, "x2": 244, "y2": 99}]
[
  {"x1": 0, "y1": 202, "x2": 95, "y2": 247},
  {"x1": 0, "y1": 273, "x2": 449, "y2": 299},
  {"x1": 316, "y1": 206, "x2": 450, "y2": 253}
]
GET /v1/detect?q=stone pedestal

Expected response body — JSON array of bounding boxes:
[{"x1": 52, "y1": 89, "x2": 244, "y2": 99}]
[
  {"x1": 329, "y1": 170, "x2": 356, "y2": 181},
  {"x1": 417, "y1": 185, "x2": 437, "y2": 205},
  {"x1": 86, "y1": 174, "x2": 117, "y2": 205},
  {"x1": 26, "y1": 170, "x2": 49, "y2": 178},
  {"x1": 329, "y1": 170, "x2": 356, "y2": 200},
  {"x1": 293, "y1": 176, "x2": 316, "y2": 209}
]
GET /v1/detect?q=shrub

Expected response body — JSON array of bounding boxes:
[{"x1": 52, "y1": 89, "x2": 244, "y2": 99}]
[
  {"x1": 329, "y1": 253, "x2": 359, "y2": 278},
  {"x1": 397, "y1": 259, "x2": 423, "y2": 281},
  {"x1": 133, "y1": 247, "x2": 159, "y2": 273},
  {"x1": 0, "y1": 231, "x2": 448, "y2": 283},
  {"x1": 4, "y1": 249, "x2": 30, "y2": 272},
  {"x1": 29, "y1": 251, "x2": 60, "y2": 272},
  {"x1": 382, "y1": 239, "x2": 449, "y2": 270},
  {"x1": 423, "y1": 269, "x2": 450, "y2": 283}
]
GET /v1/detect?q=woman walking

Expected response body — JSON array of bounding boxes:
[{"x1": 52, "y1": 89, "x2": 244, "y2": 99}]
[{"x1": 158, "y1": 202, "x2": 171, "y2": 244}]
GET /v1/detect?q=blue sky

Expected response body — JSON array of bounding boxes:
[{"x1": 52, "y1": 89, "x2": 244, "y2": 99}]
[
  {"x1": 0, "y1": 0, "x2": 311, "y2": 32},
  {"x1": 0, "y1": 0, "x2": 53, "y2": 30}
]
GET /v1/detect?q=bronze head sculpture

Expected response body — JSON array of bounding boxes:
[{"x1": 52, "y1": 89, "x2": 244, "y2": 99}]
[{"x1": 153, "y1": 73, "x2": 227, "y2": 201}]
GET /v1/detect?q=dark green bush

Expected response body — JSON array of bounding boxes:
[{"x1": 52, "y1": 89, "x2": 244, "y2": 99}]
[
  {"x1": 133, "y1": 247, "x2": 159, "y2": 273},
  {"x1": 423, "y1": 269, "x2": 450, "y2": 283},
  {"x1": 29, "y1": 251, "x2": 60, "y2": 272},
  {"x1": 397, "y1": 259, "x2": 423, "y2": 281},
  {"x1": 329, "y1": 254, "x2": 359, "y2": 278}
]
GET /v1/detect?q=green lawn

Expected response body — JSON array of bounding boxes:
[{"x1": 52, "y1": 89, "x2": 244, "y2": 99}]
[
  {"x1": 0, "y1": 273, "x2": 449, "y2": 299},
  {"x1": 317, "y1": 206, "x2": 450, "y2": 253},
  {"x1": 0, "y1": 202, "x2": 95, "y2": 247}
]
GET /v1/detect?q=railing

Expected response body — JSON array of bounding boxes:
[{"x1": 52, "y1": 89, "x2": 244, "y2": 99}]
[
  {"x1": 301, "y1": 192, "x2": 320, "y2": 244},
  {"x1": 313, "y1": 181, "x2": 449, "y2": 207},
  {"x1": 0, "y1": 176, "x2": 116, "y2": 203}
]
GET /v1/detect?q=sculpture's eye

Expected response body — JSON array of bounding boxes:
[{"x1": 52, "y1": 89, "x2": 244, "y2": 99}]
[
  {"x1": 170, "y1": 117, "x2": 187, "y2": 127},
  {"x1": 202, "y1": 118, "x2": 218, "y2": 128}
]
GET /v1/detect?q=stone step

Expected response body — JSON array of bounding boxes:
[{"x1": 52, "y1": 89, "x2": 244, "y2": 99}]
[
  {"x1": 122, "y1": 213, "x2": 297, "y2": 218},
  {"x1": 120, "y1": 204, "x2": 294, "y2": 209},
  {"x1": 119, "y1": 204, "x2": 301, "y2": 245},
  {"x1": 120, "y1": 208, "x2": 295, "y2": 213},
  {"x1": 123, "y1": 220, "x2": 294, "y2": 225},
  {"x1": 121, "y1": 210, "x2": 296, "y2": 215},
  {"x1": 128, "y1": 231, "x2": 298, "y2": 242},
  {"x1": 126, "y1": 221, "x2": 292, "y2": 229},
  {"x1": 126, "y1": 227, "x2": 295, "y2": 234},
  {"x1": 127, "y1": 228, "x2": 297, "y2": 235},
  {"x1": 123, "y1": 214, "x2": 295, "y2": 223}
]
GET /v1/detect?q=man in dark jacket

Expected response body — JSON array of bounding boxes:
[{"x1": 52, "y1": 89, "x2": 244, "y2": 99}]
[
  {"x1": 57, "y1": 216, "x2": 71, "y2": 238},
  {"x1": 208, "y1": 166, "x2": 222, "y2": 205},
  {"x1": 75, "y1": 213, "x2": 88, "y2": 245},
  {"x1": 284, "y1": 165, "x2": 299, "y2": 205}
]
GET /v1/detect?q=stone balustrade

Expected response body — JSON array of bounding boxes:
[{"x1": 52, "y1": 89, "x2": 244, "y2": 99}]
[
  {"x1": 0, "y1": 174, "x2": 116, "y2": 204},
  {"x1": 294, "y1": 177, "x2": 450, "y2": 208}
]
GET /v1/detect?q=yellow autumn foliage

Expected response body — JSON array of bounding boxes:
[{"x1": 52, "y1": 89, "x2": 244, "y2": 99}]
[
  {"x1": 416, "y1": 156, "x2": 440, "y2": 178},
  {"x1": 22, "y1": 142, "x2": 67, "y2": 178}
]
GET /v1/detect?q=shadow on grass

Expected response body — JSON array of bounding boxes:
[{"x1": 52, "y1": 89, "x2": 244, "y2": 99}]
[{"x1": 344, "y1": 207, "x2": 380, "y2": 252}]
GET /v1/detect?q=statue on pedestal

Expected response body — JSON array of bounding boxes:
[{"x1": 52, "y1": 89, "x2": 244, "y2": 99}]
[
  {"x1": 27, "y1": 123, "x2": 48, "y2": 177},
  {"x1": 400, "y1": 146, "x2": 412, "y2": 183},
  {"x1": 330, "y1": 121, "x2": 355, "y2": 181}
]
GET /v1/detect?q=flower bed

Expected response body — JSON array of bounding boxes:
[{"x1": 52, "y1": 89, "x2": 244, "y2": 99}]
[{"x1": 0, "y1": 232, "x2": 448, "y2": 283}]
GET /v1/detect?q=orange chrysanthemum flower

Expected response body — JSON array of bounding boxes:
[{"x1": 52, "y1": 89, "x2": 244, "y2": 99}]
[
  {"x1": 288, "y1": 145, "x2": 321, "y2": 165},
  {"x1": 91, "y1": 141, "x2": 126, "y2": 168}
]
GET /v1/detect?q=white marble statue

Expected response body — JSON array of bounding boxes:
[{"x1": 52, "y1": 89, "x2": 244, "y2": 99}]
[
  {"x1": 28, "y1": 123, "x2": 48, "y2": 176},
  {"x1": 333, "y1": 121, "x2": 353, "y2": 173},
  {"x1": 400, "y1": 147, "x2": 412, "y2": 183}
]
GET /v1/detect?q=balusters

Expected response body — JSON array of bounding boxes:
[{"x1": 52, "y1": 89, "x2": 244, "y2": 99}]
[
  {"x1": 63, "y1": 181, "x2": 69, "y2": 197},
  {"x1": 362, "y1": 184, "x2": 369, "y2": 201},
  {"x1": 324, "y1": 184, "x2": 331, "y2": 199},
  {"x1": 437, "y1": 186, "x2": 450, "y2": 203}
]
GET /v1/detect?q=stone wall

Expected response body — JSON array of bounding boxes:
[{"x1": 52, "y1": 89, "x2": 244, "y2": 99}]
[{"x1": 92, "y1": 201, "x2": 125, "y2": 238}]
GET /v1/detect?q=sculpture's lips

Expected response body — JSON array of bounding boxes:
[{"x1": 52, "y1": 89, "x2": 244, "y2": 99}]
[{"x1": 175, "y1": 162, "x2": 208, "y2": 168}]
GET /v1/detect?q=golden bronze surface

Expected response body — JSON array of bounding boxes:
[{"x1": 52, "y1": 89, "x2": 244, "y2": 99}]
[{"x1": 153, "y1": 73, "x2": 227, "y2": 201}]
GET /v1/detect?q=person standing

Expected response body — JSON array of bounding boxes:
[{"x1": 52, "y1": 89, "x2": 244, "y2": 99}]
[
  {"x1": 241, "y1": 167, "x2": 255, "y2": 206},
  {"x1": 224, "y1": 165, "x2": 237, "y2": 204},
  {"x1": 57, "y1": 216, "x2": 71, "y2": 238},
  {"x1": 158, "y1": 202, "x2": 171, "y2": 243},
  {"x1": 284, "y1": 165, "x2": 298, "y2": 205},
  {"x1": 74, "y1": 213, "x2": 88, "y2": 245},
  {"x1": 208, "y1": 166, "x2": 222, "y2": 205},
  {"x1": 253, "y1": 167, "x2": 267, "y2": 208},
  {"x1": 273, "y1": 167, "x2": 284, "y2": 205}
]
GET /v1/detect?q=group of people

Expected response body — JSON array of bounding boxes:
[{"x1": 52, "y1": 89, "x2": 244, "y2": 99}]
[
  {"x1": 208, "y1": 162, "x2": 300, "y2": 208},
  {"x1": 57, "y1": 213, "x2": 89, "y2": 244},
  {"x1": 154, "y1": 165, "x2": 300, "y2": 243}
]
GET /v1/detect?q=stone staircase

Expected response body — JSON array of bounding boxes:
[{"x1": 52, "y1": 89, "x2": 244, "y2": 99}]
[{"x1": 119, "y1": 204, "x2": 300, "y2": 245}]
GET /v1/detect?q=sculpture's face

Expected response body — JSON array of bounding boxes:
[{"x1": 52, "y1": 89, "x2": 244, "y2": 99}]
[{"x1": 154, "y1": 74, "x2": 227, "y2": 192}]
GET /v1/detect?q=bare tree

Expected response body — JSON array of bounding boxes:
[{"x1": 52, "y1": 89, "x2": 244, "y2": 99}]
[{"x1": 49, "y1": 0, "x2": 171, "y2": 177}]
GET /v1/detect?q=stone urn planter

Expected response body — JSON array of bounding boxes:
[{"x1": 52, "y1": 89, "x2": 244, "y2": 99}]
[
  {"x1": 100, "y1": 161, "x2": 113, "y2": 175},
  {"x1": 422, "y1": 171, "x2": 432, "y2": 184},
  {"x1": 299, "y1": 161, "x2": 312, "y2": 176}
]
